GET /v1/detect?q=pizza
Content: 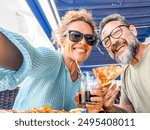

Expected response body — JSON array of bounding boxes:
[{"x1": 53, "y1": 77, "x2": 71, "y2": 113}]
[
  {"x1": 23, "y1": 105, "x2": 68, "y2": 113},
  {"x1": 92, "y1": 65, "x2": 124, "y2": 87},
  {"x1": 4, "y1": 105, "x2": 68, "y2": 113},
  {"x1": 4, "y1": 105, "x2": 84, "y2": 113}
]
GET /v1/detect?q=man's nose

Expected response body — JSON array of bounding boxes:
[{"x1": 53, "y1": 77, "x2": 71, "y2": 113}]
[{"x1": 109, "y1": 36, "x2": 118, "y2": 46}]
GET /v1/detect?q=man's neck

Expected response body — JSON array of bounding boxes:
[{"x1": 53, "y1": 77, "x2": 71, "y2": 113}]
[{"x1": 131, "y1": 43, "x2": 149, "y2": 65}]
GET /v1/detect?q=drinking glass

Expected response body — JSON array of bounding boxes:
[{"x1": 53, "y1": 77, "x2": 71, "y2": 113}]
[{"x1": 79, "y1": 71, "x2": 98, "y2": 105}]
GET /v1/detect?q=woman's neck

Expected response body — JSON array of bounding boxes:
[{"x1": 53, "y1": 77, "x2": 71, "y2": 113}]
[{"x1": 63, "y1": 54, "x2": 79, "y2": 82}]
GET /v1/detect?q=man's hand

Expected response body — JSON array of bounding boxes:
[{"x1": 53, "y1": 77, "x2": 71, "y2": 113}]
[{"x1": 102, "y1": 84, "x2": 120, "y2": 112}]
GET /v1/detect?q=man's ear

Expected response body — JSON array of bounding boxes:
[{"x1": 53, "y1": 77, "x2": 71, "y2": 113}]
[{"x1": 129, "y1": 25, "x2": 137, "y2": 36}]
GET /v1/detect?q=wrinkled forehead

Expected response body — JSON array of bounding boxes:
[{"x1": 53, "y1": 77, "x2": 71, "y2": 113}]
[{"x1": 101, "y1": 21, "x2": 122, "y2": 39}]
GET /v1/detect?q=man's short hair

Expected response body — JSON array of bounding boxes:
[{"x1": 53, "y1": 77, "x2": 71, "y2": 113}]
[{"x1": 99, "y1": 13, "x2": 130, "y2": 38}]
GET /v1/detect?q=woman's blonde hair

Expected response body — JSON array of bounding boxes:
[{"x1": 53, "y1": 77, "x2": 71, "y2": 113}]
[{"x1": 51, "y1": 9, "x2": 96, "y2": 48}]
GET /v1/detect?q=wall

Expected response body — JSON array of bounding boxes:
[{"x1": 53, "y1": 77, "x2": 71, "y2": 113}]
[{"x1": 0, "y1": 0, "x2": 53, "y2": 48}]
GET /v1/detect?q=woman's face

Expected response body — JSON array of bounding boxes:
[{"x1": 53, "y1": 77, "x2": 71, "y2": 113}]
[{"x1": 61, "y1": 21, "x2": 94, "y2": 64}]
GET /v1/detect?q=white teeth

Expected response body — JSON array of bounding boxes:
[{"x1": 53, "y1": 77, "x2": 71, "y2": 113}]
[{"x1": 75, "y1": 48, "x2": 86, "y2": 53}]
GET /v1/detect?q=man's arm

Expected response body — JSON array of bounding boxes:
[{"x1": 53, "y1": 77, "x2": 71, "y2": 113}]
[
  {"x1": 104, "y1": 103, "x2": 135, "y2": 113},
  {"x1": 118, "y1": 103, "x2": 135, "y2": 113},
  {"x1": 0, "y1": 33, "x2": 23, "y2": 70},
  {"x1": 102, "y1": 84, "x2": 135, "y2": 113}
]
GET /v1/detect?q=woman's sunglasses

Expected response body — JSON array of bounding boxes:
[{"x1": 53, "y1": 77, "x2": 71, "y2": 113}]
[{"x1": 63, "y1": 30, "x2": 97, "y2": 46}]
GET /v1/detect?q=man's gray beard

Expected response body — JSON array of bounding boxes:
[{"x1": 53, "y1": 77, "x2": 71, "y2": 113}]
[
  {"x1": 109, "y1": 37, "x2": 138, "y2": 65},
  {"x1": 114, "y1": 46, "x2": 134, "y2": 64}
]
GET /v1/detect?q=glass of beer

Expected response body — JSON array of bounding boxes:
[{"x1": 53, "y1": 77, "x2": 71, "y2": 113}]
[{"x1": 79, "y1": 71, "x2": 98, "y2": 105}]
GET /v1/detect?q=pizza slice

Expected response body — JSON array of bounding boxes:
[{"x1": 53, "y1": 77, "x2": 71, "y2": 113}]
[{"x1": 92, "y1": 65, "x2": 124, "y2": 87}]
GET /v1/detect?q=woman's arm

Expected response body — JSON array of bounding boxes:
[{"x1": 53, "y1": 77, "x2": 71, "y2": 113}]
[
  {"x1": 0, "y1": 28, "x2": 61, "y2": 91},
  {"x1": 0, "y1": 33, "x2": 23, "y2": 70}
]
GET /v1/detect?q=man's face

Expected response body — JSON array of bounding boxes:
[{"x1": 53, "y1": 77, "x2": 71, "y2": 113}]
[{"x1": 101, "y1": 21, "x2": 139, "y2": 64}]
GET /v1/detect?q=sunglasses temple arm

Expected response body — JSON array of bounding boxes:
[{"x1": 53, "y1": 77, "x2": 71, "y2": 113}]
[{"x1": 96, "y1": 43, "x2": 104, "y2": 55}]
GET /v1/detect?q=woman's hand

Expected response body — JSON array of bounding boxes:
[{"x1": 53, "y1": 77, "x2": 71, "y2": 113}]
[
  {"x1": 74, "y1": 92, "x2": 82, "y2": 108},
  {"x1": 86, "y1": 88, "x2": 103, "y2": 113}
]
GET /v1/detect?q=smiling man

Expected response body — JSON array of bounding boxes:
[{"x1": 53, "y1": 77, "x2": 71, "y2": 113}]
[{"x1": 98, "y1": 13, "x2": 150, "y2": 113}]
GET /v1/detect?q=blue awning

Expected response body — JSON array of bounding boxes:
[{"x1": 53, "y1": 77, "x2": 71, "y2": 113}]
[
  {"x1": 26, "y1": 0, "x2": 150, "y2": 65},
  {"x1": 26, "y1": 0, "x2": 52, "y2": 38}
]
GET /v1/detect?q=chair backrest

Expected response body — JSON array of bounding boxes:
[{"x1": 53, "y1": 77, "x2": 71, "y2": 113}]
[{"x1": 0, "y1": 87, "x2": 19, "y2": 110}]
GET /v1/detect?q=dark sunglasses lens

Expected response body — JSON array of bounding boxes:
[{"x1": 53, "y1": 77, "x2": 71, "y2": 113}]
[
  {"x1": 69, "y1": 31, "x2": 83, "y2": 42},
  {"x1": 85, "y1": 34, "x2": 97, "y2": 46}
]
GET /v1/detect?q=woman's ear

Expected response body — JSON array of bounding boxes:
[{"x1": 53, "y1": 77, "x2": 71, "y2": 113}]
[
  {"x1": 129, "y1": 25, "x2": 137, "y2": 36},
  {"x1": 59, "y1": 37, "x2": 65, "y2": 48}
]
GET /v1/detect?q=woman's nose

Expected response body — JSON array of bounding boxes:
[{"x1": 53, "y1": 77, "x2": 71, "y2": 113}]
[{"x1": 79, "y1": 36, "x2": 87, "y2": 45}]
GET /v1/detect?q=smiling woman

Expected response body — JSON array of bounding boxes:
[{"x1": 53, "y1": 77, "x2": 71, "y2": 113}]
[
  {"x1": 0, "y1": 9, "x2": 103, "y2": 113},
  {"x1": 60, "y1": 21, "x2": 94, "y2": 66}
]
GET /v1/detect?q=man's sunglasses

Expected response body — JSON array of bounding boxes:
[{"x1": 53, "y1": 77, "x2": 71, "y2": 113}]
[{"x1": 63, "y1": 30, "x2": 97, "y2": 46}]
